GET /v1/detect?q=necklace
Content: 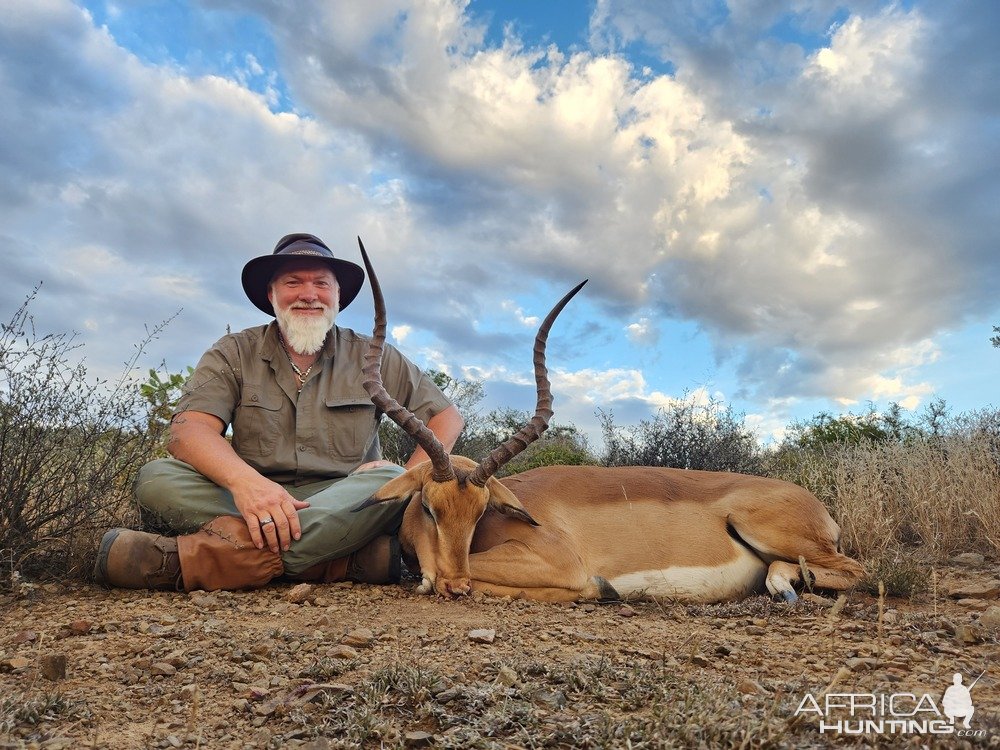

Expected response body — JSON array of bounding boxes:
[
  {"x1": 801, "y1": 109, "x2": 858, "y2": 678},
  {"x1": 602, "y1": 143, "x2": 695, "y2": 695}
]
[{"x1": 278, "y1": 333, "x2": 318, "y2": 392}]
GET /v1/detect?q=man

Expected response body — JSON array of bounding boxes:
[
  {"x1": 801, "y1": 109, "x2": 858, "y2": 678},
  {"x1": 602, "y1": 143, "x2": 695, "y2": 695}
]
[
  {"x1": 95, "y1": 233, "x2": 464, "y2": 591},
  {"x1": 942, "y1": 673, "x2": 976, "y2": 729}
]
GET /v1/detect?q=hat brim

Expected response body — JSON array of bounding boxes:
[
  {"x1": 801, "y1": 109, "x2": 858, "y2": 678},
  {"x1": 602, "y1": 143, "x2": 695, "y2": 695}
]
[{"x1": 241, "y1": 255, "x2": 365, "y2": 317}]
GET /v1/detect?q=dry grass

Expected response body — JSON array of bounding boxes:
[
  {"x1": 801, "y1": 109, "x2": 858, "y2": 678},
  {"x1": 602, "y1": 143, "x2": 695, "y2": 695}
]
[{"x1": 770, "y1": 430, "x2": 1000, "y2": 564}]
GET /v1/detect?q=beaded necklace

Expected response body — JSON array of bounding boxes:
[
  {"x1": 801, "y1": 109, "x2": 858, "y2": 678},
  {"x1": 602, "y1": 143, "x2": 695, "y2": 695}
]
[{"x1": 278, "y1": 332, "x2": 319, "y2": 392}]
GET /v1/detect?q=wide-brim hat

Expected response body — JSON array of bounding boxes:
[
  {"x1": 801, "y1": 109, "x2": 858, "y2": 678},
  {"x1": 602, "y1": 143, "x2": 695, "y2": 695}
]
[{"x1": 241, "y1": 233, "x2": 365, "y2": 317}]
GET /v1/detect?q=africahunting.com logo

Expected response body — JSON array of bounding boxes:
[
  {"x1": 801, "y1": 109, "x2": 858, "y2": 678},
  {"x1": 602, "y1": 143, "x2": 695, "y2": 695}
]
[{"x1": 794, "y1": 670, "x2": 988, "y2": 737}]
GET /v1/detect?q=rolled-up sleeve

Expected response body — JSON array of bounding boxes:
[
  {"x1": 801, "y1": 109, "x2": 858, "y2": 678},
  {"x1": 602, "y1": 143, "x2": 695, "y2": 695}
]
[{"x1": 174, "y1": 338, "x2": 241, "y2": 426}]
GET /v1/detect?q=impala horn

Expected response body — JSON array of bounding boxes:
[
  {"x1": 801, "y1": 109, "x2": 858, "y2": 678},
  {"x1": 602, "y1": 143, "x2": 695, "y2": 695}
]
[
  {"x1": 467, "y1": 279, "x2": 588, "y2": 487},
  {"x1": 358, "y1": 238, "x2": 456, "y2": 483}
]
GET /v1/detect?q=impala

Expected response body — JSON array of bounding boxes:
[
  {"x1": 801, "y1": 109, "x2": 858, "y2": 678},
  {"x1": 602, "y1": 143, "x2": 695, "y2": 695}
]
[{"x1": 356, "y1": 242, "x2": 865, "y2": 603}]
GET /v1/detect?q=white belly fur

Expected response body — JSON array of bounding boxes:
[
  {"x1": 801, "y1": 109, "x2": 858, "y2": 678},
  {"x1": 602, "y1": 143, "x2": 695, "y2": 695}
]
[{"x1": 608, "y1": 545, "x2": 767, "y2": 602}]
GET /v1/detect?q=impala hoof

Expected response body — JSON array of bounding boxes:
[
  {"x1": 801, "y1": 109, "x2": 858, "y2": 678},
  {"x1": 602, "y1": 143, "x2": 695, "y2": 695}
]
[
  {"x1": 594, "y1": 576, "x2": 620, "y2": 602},
  {"x1": 781, "y1": 589, "x2": 799, "y2": 603},
  {"x1": 438, "y1": 578, "x2": 472, "y2": 597}
]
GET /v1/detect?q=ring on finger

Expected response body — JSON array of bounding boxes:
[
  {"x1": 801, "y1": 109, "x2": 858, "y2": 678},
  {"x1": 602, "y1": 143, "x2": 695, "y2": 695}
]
[{"x1": 259, "y1": 517, "x2": 274, "y2": 526}]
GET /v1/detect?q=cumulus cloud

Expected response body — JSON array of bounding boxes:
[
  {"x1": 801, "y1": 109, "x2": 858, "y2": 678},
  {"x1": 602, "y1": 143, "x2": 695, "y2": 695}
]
[
  {"x1": 1, "y1": 0, "x2": 996, "y2": 438},
  {"x1": 391, "y1": 324, "x2": 413, "y2": 344},
  {"x1": 584, "y1": 0, "x2": 999, "y2": 405},
  {"x1": 625, "y1": 316, "x2": 658, "y2": 345},
  {"x1": 500, "y1": 300, "x2": 540, "y2": 328},
  {"x1": 255, "y1": 0, "x2": 995, "y2": 407}
]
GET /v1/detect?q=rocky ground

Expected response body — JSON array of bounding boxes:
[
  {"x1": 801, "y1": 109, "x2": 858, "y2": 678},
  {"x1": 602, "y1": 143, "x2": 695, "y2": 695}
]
[{"x1": 1, "y1": 560, "x2": 999, "y2": 749}]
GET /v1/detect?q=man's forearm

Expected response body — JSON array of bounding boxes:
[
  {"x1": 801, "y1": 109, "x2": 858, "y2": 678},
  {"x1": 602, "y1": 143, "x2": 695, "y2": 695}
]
[
  {"x1": 168, "y1": 415, "x2": 260, "y2": 493},
  {"x1": 405, "y1": 405, "x2": 465, "y2": 469}
]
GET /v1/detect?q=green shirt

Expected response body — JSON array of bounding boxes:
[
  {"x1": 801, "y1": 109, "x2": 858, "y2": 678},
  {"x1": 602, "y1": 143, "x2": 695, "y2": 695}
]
[{"x1": 175, "y1": 322, "x2": 452, "y2": 485}]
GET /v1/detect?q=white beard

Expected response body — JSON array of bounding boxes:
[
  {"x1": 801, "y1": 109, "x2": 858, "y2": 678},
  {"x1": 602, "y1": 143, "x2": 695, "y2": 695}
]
[{"x1": 275, "y1": 302, "x2": 336, "y2": 355}]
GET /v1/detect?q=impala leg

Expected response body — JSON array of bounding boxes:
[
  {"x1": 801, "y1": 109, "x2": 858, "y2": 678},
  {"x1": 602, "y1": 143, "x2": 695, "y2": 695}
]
[
  {"x1": 765, "y1": 561, "x2": 803, "y2": 602},
  {"x1": 469, "y1": 580, "x2": 606, "y2": 603},
  {"x1": 467, "y1": 540, "x2": 612, "y2": 602},
  {"x1": 765, "y1": 558, "x2": 865, "y2": 602},
  {"x1": 728, "y1": 495, "x2": 866, "y2": 598}
]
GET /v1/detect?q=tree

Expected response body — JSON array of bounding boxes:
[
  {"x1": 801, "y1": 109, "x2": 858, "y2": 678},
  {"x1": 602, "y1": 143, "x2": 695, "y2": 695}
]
[
  {"x1": 781, "y1": 407, "x2": 894, "y2": 450},
  {"x1": 991, "y1": 326, "x2": 1000, "y2": 348},
  {"x1": 779, "y1": 399, "x2": 952, "y2": 452},
  {"x1": 458, "y1": 407, "x2": 596, "y2": 476},
  {"x1": 378, "y1": 370, "x2": 485, "y2": 464}
]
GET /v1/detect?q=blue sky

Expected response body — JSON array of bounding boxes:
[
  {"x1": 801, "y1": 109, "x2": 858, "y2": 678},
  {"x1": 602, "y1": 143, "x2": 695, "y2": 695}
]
[{"x1": 1, "y1": 0, "x2": 997, "y2": 448}]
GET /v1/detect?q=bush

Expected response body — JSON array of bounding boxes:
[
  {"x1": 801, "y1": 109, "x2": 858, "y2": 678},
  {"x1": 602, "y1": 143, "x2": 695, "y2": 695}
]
[
  {"x1": 0, "y1": 289, "x2": 169, "y2": 586},
  {"x1": 599, "y1": 393, "x2": 764, "y2": 474},
  {"x1": 140, "y1": 365, "x2": 193, "y2": 455}
]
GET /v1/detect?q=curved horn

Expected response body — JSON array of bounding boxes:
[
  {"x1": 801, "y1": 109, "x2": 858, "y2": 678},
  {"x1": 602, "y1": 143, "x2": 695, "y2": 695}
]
[
  {"x1": 358, "y1": 238, "x2": 455, "y2": 482},
  {"x1": 468, "y1": 279, "x2": 588, "y2": 487}
]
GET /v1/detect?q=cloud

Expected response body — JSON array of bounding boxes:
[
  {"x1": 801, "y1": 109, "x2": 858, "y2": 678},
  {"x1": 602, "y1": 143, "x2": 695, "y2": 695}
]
[
  {"x1": 625, "y1": 316, "x2": 658, "y2": 345},
  {"x1": 0, "y1": 1, "x2": 389, "y2": 374},
  {"x1": 584, "y1": 1, "x2": 999, "y2": 404},
  {"x1": 391, "y1": 324, "x2": 413, "y2": 344},
  {"x1": 500, "y1": 300, "x2": 539, "y2": 328},
  {"x1": 1, "y1": 0, "x2": 996, "y2": 435}
]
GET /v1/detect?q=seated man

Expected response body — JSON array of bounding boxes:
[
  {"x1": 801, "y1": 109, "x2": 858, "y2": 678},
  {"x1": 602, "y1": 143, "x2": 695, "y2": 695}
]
[{"x1": 95, "y1": 233, "x2": 464, "y2": 592}]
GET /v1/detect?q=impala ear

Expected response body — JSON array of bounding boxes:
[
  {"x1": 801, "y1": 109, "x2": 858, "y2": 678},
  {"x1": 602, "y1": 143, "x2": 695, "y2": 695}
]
[
  {"x1": 352, "y1": 470, "x2": 422, "y2": 512},
  {"x1": 486, "y1": 477, "x2": 540, "y2": 527}
]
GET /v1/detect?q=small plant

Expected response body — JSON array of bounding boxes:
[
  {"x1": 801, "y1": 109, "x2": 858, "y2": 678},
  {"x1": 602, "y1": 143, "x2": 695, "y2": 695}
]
[
  {"x1": 0, "y1": 691, "x2": 88, "y2": 736},
  {"x1": 302, "y1": 656, "x2": 359, "y2": 680},
  {"x1": 857, "y1": 552, "x2": 931, "y2": 599}
]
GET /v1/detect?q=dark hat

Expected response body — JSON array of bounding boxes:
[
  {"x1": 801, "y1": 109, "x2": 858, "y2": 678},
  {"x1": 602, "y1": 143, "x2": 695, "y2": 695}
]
[{"x1": 241, "y1": 233, "x2": 365, "y2": 317}]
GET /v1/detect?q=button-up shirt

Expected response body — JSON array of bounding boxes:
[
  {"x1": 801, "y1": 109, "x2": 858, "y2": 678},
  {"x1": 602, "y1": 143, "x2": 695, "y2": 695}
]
[{"x1": 175, "y1": 322, "x2": 452, "y2": 485}]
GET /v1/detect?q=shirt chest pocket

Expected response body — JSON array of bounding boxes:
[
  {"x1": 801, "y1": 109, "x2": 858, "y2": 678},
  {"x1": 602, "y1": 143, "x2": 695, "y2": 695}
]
[
  {"x1": 233, "y1": 385, "x2": 283, "y2": 456},
  {"x1": 323, "y1": 397, "x2": 379, "y2": 460}
]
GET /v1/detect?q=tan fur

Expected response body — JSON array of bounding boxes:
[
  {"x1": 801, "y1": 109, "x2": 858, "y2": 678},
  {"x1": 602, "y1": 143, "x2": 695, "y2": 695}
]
[{"x1": 367, "y1": 458, "x2": 865, "y2": 602}]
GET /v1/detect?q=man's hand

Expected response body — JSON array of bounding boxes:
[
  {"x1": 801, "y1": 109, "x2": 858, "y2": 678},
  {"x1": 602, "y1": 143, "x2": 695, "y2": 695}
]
[
  {"x1": 170, "y1": 411, "x2": 310, "y2": 554},
  {"x1": 232, "y1": 475, "x2": 311, "y2": 553}
]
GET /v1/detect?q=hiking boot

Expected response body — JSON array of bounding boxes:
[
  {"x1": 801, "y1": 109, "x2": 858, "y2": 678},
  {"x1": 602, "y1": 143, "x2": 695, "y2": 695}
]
[
  {"x1": 94, "y1": 529, "x2": 182, "y2": 590},
  {"x1": 293, "y1": 534, "x2": 402, "y2": 585},
  {"x1": 346, "y1": 534, "x2": 401, "y2": 584}
]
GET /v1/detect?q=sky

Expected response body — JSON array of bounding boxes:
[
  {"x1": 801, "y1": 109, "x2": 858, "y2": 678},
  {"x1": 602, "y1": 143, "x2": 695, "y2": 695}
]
[{"x1": 1, "y1": 0, "x2": 998, "y2": 450}]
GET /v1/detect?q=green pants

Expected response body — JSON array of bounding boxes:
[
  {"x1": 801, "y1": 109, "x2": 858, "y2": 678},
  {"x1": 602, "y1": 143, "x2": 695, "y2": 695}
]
[{"x1": 135, "y1": 459, "x2": 407, "y2": 575}]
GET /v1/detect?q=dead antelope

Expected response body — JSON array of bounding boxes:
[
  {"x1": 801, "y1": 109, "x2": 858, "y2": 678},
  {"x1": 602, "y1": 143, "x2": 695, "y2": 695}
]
[{"x1": 356, "y1": 242, "x2": 865, "y2": 603}]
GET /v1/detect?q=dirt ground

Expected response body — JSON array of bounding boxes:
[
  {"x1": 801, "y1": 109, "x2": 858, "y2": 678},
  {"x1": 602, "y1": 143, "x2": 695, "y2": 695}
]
[{"x1": 1, "y1": 563, "x2": 998, "y2": 749}]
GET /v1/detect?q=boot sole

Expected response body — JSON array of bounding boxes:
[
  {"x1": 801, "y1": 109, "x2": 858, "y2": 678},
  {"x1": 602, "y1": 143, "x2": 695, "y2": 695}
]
[{"x1": 93, "y1": 528, "x2": 123, "y2": 587}]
